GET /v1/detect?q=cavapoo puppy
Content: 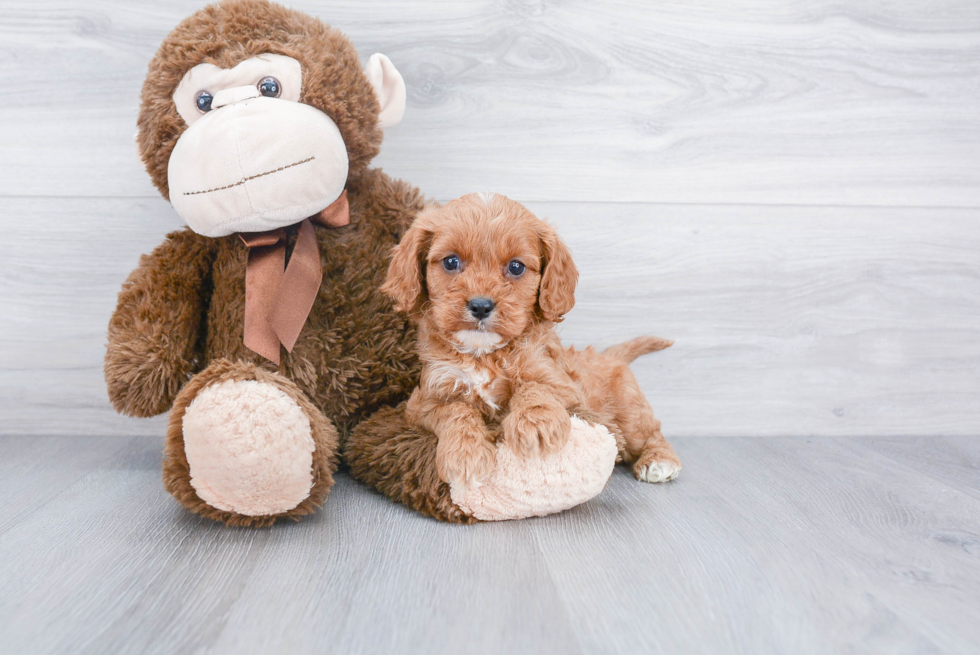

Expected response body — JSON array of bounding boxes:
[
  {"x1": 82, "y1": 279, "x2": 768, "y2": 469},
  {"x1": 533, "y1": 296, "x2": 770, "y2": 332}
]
[{"x1": 381, "y1": 193, "x2": 682, "y2": 487}]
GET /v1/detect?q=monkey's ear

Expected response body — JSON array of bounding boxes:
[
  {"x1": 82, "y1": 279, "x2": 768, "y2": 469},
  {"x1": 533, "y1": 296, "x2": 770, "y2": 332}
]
[{"x1": 365, "y1": 53, "x2": 406, "y2": 129}]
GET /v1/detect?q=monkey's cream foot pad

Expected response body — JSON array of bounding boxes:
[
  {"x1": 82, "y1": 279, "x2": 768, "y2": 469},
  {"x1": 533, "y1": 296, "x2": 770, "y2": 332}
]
[
  {"x1": 182, "y1": 379, "x2": 316, "y2": 516},
  {"x1": 450, "y1": 417, "x2": 618, "y2": 521}
]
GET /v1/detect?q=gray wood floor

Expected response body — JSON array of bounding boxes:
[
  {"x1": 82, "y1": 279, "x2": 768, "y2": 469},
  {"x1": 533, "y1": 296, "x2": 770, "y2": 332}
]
[{"x1": 0, "y1": 434, "x2": 977, "y2": 654}]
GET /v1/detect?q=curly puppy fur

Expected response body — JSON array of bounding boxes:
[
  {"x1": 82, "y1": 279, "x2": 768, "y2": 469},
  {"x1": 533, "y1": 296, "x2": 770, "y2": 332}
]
[
  {"x1": 377, "y1": 193, "x2": 681, "y2": 488},
  {"x1": 105, "y1": 0, "x2": 425, "y2": 524}
]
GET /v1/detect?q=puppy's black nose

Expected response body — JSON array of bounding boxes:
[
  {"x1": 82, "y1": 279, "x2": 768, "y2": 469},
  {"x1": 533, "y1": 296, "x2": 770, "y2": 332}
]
[{"x1": 468, "y1": 297, "x2": 495, "y2": 320}]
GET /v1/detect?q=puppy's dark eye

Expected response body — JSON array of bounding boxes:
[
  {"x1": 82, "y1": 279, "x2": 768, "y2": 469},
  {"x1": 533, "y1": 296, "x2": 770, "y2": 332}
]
[
  {"x1": 195, "y1": 90, "x2": 213, "y2": 113},
  {"x1": 257, "y1": 76, "x2": 281, "y2": 98},
  {"x1": 443, "y1": 255, "x2": 461, "y2": 271},
  {"x1": 507, "y1": 260, "x2": 526, "y2": 276}
]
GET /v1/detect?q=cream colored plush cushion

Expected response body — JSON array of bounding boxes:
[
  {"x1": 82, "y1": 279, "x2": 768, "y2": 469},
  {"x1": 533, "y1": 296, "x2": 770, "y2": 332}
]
[{"x1": 449, "y1": 417, "x2": 618, "y2": 521}]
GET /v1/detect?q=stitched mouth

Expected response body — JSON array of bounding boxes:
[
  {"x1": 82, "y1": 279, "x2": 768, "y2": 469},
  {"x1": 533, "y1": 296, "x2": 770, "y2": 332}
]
[{"x1": 182, "y1": 156, "x2": 315, "y2": 196}]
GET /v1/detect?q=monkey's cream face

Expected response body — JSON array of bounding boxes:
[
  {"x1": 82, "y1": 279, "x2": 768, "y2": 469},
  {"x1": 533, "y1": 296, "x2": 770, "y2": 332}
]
[{"x1": 166, "y1": 53, "x2": 403, "y2": 237}]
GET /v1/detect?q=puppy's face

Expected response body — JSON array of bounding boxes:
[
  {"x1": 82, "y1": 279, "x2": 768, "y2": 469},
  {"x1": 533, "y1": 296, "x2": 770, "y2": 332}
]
[
  {"x1": 383, "y1": 193, "x2": 578, "y2": 354},
  {"x1": 425, "y1": 203, "x2": 542, "y2": 351}
]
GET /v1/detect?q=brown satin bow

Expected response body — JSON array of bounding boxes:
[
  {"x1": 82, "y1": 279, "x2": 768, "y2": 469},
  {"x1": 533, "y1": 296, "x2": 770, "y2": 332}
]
[{"x1": 238, "y1": 190, "x2": 350, "y2": 364}]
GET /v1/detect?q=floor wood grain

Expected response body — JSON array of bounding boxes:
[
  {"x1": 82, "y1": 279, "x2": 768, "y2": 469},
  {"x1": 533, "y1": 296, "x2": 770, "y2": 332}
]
[
  {"x1": 0, "y1": 435, "x2": 977, "y2": 654},
  {"x1": 858, "y1": 436, "x2": 980, "y2": 500},
  {"x1": 0, "y1": 435, "x2": 134, "y2": 535}
]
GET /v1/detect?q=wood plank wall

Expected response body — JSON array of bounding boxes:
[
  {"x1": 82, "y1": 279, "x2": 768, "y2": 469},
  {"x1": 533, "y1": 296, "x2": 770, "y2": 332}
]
[{"x1": 1, "y1": 0, "x2": 978, "y2": 437}]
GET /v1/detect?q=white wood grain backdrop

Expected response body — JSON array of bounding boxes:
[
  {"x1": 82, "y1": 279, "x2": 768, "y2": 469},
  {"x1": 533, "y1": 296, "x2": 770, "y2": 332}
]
[{"x1": 1, "y1": 0, "x2": 978, "y2": 438}]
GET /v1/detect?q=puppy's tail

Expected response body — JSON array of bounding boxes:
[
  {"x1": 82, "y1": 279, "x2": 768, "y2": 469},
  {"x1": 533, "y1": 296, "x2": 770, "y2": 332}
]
[{"x1": 603, "y1": 336, "x2": 673, "y2": 364}]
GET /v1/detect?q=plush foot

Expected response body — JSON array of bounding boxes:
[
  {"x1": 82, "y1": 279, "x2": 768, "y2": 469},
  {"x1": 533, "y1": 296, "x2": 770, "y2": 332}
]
[
  {"x1": 451, "y1": 416, "x2": 618, "y2": 521},
  {"x1": 182, "y1": 378, "x2": 317, "y2": 515},
  {"x1": 164, "y1": 359, "x2": 339, "y2": 527}
]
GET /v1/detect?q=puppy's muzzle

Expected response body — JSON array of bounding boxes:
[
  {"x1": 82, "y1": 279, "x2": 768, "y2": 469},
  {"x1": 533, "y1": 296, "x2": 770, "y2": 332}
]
[{"x1": 467, "y1": 297, "x2": 495, "y2": 320}]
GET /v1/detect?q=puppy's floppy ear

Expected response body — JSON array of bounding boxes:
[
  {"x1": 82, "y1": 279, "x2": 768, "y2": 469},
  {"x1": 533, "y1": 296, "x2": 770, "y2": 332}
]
[
  {"x1": 382, "y1": 210, "x2": 435, "y2": 315},
  {"x1": 536, "y1": 223, "x2": 578, "y2": 322}
]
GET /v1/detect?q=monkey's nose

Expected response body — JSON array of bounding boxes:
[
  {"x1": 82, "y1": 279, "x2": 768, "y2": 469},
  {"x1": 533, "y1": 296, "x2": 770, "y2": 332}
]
[{"x1": 467, "y1": 297, "x2": 495, "y2": 320}]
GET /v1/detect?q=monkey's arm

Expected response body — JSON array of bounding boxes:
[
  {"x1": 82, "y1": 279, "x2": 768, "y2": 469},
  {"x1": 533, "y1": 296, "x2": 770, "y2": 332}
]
[{"x1": 105, "y1": 228, "x2": 217, "y2": 417}]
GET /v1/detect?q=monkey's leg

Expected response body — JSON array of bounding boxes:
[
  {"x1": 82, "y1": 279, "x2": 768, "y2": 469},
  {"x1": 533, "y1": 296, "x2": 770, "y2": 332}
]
[
  {"x1": 163, "y1": 359, "x2": 339, "y2": 527},
  {"x1": 344, "y1": 403, "x2": 477, "y2": 524}
]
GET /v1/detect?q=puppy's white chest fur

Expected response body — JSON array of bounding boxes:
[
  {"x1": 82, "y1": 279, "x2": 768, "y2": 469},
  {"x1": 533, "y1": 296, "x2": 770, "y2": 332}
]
[{"x1": 428, "y1": 360, "x2": 502, "y2": 410}]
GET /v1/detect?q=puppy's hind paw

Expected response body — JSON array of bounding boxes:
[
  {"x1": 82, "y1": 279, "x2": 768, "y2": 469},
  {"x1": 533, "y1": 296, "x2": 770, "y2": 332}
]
[{"x1": 635, "y1": 460, "x2": 682, "y2": 483}]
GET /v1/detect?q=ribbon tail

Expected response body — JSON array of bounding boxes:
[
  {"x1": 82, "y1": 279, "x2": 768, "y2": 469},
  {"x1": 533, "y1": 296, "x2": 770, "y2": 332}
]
[
  {"x1": 269, "y1": 218, "x2": 323, "y2": 352},
  {"x1": 243, "y1": 241, "x2": 286, "y2": 364}
]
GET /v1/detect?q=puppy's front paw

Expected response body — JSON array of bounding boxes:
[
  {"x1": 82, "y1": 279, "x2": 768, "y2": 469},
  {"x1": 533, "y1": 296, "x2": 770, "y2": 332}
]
[
  {"x1": 436, "y1": 431, "x2": 496, "y2": 487},
  {"x1": 503, "y1": 401, "x2": 572, "y2": 456}
]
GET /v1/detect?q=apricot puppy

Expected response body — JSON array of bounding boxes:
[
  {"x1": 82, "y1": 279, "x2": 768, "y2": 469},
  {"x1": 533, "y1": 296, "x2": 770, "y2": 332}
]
[{"x1": 382, "y1": 193, "x2": 682, "y2": 487}]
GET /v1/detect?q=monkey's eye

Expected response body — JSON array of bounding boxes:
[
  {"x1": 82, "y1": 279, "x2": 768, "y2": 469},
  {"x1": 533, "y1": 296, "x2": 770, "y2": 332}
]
[
  {"x1": 195, "y1": 90, "x2": 213, "y2": 113},
  {"x1": 507, "y1": 260, "x2": 526, "y2": 276},
  {"x1": 257, "y1": 76, "x2": 281, "y2": 98},
  {"x1": 443, "y1": 255, "x2": 461, "y2": 272}
]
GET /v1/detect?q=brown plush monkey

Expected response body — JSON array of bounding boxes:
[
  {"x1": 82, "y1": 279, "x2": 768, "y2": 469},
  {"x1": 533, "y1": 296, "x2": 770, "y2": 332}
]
[
  {"x1": 111, "y1": 0, "x2": 621, "y2": 527},
  {"x1": 106, "y1": 0, "x2": 424, "y2": 526}
]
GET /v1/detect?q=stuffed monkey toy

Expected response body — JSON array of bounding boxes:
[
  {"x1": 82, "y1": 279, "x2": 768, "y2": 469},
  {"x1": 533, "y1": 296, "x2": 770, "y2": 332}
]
[{"x1": 108, "y1": 0, "x2": 616, "y2": 527}]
